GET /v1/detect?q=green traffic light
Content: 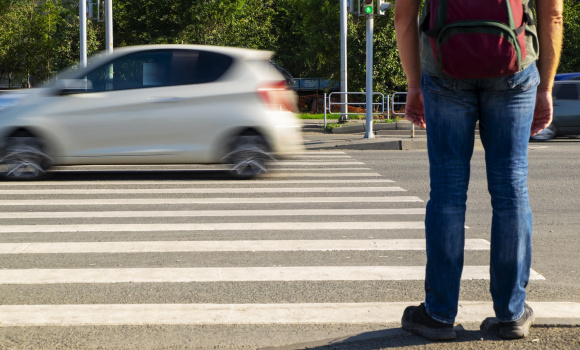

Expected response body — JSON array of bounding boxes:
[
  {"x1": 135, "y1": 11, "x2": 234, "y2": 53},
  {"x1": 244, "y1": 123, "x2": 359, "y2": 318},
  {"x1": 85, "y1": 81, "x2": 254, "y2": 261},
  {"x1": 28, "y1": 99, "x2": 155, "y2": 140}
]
[{"x1": 364, "y1": 5, "x2": 373, "y2": 14}]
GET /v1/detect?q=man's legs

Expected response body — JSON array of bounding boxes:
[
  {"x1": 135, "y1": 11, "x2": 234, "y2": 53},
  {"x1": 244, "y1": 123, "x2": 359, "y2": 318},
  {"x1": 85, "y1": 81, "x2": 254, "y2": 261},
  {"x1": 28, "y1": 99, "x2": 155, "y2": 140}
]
[
  {"x1": 478, "y1": 63, "x2": 539, "y2": 324},
  {"x1": 421, "y1": 72, "x2": 479, "y2": 324}
]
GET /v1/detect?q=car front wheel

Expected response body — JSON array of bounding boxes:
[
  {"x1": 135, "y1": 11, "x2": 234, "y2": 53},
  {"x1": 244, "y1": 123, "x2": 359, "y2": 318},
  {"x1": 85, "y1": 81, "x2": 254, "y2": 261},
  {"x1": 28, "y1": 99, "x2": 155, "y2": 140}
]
[
  {"x1": 530, "y1": 124, "x2": 557, "y2": 141},
  {"x1": 227, "y1": 133, "x2": 272, "y2": 179},
  {"x1": 0, "y1": 135, "x2": 51, "y2": 180}
]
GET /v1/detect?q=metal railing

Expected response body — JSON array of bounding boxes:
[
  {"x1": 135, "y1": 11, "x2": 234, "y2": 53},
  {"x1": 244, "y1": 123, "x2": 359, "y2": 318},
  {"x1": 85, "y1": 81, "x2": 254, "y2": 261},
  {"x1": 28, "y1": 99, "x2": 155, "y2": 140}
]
[
  {"x1": 323, "y1": 92, "x2": 389, "y2": 128},
  {"x1": 391, "y1": 91, "x2": 420, "y2": 138},
  {"x1": 319, "y1": 91, "x2": 419, "y2": 138}
]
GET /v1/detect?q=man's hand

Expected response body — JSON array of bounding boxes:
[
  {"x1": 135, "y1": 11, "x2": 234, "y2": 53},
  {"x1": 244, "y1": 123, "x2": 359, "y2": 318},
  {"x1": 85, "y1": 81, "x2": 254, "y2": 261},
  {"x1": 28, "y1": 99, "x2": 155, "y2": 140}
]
[
  {"x1": 531, "y1": 89, "x2": 553, "y2": 136},
  {"x1": 405, "y1": 87, "x2": 426, "y2": 129}
]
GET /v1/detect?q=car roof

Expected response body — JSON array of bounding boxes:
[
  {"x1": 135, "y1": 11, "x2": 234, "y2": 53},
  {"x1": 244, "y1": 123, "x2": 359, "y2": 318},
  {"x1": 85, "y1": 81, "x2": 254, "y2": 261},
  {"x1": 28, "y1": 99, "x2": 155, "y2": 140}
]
[
  {"x1": 554, "y1": 73, "x2": 580, "y2": 81},
  {"x1": 101, "y1": 44, "x2": 273, "y2": 61}
]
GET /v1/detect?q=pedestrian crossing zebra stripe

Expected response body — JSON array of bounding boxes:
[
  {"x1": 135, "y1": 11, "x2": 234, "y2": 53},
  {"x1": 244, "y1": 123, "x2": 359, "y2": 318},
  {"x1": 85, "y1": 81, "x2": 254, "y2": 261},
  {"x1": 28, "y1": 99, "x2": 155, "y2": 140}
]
[
  {"x1": 0, "y1": 239, "x2": 490, "y2": 254},
  {"x1": 0, "y1": 266, "x2": 545, "y2": 284},
  {"x1": 0, "y1": 179, "x2": 396, "y2": 186},
  {"x1": 0, "y1": 208, "x2": 425, "y2": 219},
  {"x1": 263, "y1": 168, "x2": 373, "y2": 171},
  {"x1": 272, "y1": 161, "x2": 367, "y2": 165},
  {"x1": 0, "y1": 186, "x2": 406, "y2": 195},
  {"x1": 266, "y1": 172, "x2": 383, "y2": 177},
  {"x1": 0, "y1": 196, "x2": 424, "y2": 206},
  {"x1": 0, "y1": 302, "x2": 575, "y2": 326},
  {"x1": 0, "y1": 221, "x2": 426, "y2": 233}
]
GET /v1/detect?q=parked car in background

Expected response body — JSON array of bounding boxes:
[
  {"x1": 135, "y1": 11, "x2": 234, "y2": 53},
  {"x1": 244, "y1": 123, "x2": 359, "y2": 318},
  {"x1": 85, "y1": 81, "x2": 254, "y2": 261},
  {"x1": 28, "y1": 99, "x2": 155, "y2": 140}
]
[
  {"x1": 531, "y1": 80, "x2": 580, "y2": 141},
  {"x1": 554, "y1": 72, "x2": 580, "y2": 81},
  {"x1": 0, "y1": 45, "x2": 304, "y2": 180}
]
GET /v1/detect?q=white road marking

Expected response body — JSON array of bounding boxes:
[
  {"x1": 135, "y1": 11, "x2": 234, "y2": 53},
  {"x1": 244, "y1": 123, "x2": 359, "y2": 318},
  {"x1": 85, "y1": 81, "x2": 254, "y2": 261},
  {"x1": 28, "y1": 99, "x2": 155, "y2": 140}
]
[
  {"x1": 0, "y1": 179, "x2": 395, "y2": 186},
  {"x1": 268, "y1": 168, "x2": 372, "y2": 171},
  {"x1": 0, "y1": 208, "x2": 426, "y2": 219},
  {"x1": 0, "y1": 266, "x2": 545, "y2": 284},
  {"x1": 0, "y1": 221, "x2": 425, "y2": 233},
  {"x1": 271, "y1": 162, "x2": 365, "y2": 165},
  {"x1": 284, "y1": 151, "x2": 347, "y2": 155},
  {"x1": 0, "y1": 302, "x2": 573, "y2": 326},
  {"x1": 282, "y1": 155, "x2": 352, "y2": 158},
  {"x1": 265, "y1": 172, "x2": 382, "y2": 177},
  {"x1": 0, "y1": 239, "x2": 489, "y2": 254},
  {"x1": 0, "y1": 196, "x2": 424, "y2": 206},
  {"x1": 0, "y1": 187, "x2": 406, "y2": 195}
]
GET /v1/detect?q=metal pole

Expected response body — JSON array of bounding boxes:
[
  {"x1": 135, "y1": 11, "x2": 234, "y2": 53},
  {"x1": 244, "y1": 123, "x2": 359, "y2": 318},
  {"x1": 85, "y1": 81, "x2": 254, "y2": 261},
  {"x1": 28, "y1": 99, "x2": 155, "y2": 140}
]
[
  {"x1": 324, "y1": 93, "x2": 327, "y2": 129},
  {"x1": 364, "y1": 13, "x2": 374, "y2": 139},
  {"x1": 80, "y1": 0, "x2": 87, "y2": 68},
  {"x1": 105, "y1": 0, "x2": 113, "y2": 53},
  {"x1": 339, "y1": 0, "x2": 348, "y2": 123}
]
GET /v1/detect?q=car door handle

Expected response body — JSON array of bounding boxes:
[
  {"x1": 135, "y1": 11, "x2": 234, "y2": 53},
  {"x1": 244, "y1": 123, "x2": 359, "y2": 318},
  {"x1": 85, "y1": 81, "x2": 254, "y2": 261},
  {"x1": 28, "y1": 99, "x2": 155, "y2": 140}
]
[{"x1": 148, "y1": 97, "x2": 185, "y2": 103}]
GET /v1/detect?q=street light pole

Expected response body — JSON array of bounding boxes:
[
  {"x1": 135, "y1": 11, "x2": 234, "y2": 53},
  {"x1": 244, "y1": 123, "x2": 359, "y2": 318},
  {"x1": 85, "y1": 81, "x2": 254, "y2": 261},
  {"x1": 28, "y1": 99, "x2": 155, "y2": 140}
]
[
  {"x1": 364, "y1": 12, "x2": 374, "y2": 139},
  {"x1": 79, "y1": 0, "x2": 87, "y2": 68},
  {"x1": 339, "y1": 0, "x2": 348, "y2": 123},
  {"x1": 105, "y1": 0, "x2": 113, "y2": 53}
]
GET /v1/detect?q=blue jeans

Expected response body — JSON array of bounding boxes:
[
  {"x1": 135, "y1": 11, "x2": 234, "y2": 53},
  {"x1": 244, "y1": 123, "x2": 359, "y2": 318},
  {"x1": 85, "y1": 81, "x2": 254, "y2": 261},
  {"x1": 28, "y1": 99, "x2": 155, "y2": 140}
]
[{"x1": 421, "y1": 63, "x2": 539, "y2": 324}]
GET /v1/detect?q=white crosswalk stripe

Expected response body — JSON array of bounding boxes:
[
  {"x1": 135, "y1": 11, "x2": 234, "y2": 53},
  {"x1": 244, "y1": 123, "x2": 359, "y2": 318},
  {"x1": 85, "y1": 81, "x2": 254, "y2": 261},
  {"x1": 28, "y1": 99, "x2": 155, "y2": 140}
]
[
  {"x1": 0, "y1": 208, "x2": 425, "y2": 219},
  {"x1": 0, "y1": 266, "x2": 546, "y2": 284},
  {"x1": 0, "y1": 239, "x2": 487, "y2": 253},
  {"x1": 0, "y1": 196, "x2": 424, "y2": 206},
  {"x1": 0, "y1": 150, "x2": 562, "y2": 338},
  {"x1": 3, "y1": 302, "x2": 577, "y2": 326},
  {"x1": 0, "y1": 186, "x2": 406, "y2": 195}
]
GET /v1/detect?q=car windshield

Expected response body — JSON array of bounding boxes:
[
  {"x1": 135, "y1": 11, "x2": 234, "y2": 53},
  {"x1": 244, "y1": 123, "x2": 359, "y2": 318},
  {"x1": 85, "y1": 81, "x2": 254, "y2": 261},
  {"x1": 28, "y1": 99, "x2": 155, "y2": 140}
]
[{"x1": 44, "y1": 52, "x2": 110, "y2": 87}]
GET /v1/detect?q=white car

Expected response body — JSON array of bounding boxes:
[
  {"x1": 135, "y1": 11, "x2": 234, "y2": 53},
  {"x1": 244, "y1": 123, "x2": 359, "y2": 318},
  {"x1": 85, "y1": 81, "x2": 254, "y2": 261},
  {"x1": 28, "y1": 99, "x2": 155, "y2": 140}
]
[{"x1": 0, "y1": 45, "x2": 304, "y2": 180}]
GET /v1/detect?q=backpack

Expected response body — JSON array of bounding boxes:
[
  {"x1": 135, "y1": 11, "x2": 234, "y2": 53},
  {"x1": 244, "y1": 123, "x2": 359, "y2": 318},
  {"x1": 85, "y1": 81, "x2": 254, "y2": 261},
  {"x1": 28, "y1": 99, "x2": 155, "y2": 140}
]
[{"x1": 421, "y1": 0, "x2": 534, "y2": 79}]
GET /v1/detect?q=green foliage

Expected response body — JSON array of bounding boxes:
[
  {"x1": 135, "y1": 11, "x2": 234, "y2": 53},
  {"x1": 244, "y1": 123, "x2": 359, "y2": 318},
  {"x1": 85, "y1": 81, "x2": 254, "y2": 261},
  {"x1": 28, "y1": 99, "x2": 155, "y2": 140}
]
[
  {"x1": 1, "y1": 0, "x2": 579, "y2": 88},
  {"x1": 0, "y1": 0, "x2": 101, "y2": 87},
  {"x1": 559, "y1": 0, "x2": 580, "y2": 72}
]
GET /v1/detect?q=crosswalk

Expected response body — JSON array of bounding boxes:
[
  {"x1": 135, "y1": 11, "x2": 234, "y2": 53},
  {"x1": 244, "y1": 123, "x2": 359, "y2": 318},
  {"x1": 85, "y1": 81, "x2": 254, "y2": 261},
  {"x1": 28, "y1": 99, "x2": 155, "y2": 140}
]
[{"x1": 0, "y1": 151, "x2": 574, "y2": 348}]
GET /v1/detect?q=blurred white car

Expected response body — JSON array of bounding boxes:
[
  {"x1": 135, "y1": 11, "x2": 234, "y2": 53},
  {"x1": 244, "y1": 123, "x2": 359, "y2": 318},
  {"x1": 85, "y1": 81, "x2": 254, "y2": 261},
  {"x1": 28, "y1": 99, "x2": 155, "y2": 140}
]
[{"x1": 0, "y1": 45, "x2": 304, "y2": 180}]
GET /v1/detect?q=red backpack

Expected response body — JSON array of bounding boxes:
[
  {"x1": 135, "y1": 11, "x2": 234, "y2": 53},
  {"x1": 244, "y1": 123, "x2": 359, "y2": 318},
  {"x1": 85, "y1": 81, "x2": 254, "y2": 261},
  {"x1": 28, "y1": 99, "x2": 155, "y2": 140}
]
[{"x1": 421, "y1": 0, "x2": 534, "y2": 79}]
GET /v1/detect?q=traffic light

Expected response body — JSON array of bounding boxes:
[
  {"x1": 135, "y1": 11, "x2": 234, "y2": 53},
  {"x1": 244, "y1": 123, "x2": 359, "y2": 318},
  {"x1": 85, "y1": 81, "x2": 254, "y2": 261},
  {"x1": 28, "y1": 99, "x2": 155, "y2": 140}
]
[
  {"x1": 378, "y1": 0, "x2": 391, "y2": 15},
  {"x1": 347, "y1": 0, "x2": 355, "y2": 13},
  {"x1": 363, "y1": 0, "x2": 373, "y2": 14}
]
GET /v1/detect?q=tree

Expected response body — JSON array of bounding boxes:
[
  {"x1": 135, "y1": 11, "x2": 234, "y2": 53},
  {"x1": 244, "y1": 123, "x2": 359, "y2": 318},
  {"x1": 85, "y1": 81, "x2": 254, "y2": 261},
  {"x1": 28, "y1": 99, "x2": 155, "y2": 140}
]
[
  {"x1": 0, "y1": 0, "x2": 101, "y2": 87},
  {"x1": 559, "y1": 0, "x2": 580, "y2": 72}
]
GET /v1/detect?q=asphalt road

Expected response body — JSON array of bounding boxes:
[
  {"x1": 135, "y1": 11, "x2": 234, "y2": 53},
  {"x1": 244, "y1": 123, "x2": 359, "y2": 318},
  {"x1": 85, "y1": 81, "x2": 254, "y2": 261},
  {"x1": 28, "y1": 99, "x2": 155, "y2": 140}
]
[{"x1": 0, "y1": 136, "x2": 578, "y2": 349}]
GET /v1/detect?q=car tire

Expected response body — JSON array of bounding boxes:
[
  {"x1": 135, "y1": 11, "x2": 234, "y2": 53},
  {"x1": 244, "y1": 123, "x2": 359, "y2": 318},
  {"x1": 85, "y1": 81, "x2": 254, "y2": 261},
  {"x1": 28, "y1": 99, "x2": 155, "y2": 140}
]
[
  {"x1": 0, "y1": 134, "x2": 51, "y2": 180},
  {"x1": 530, "y1": 124, "x2": 557, "y2": 141},
  {"x1": 227, "y1": 133, "x2": 272, "y2": 179}
]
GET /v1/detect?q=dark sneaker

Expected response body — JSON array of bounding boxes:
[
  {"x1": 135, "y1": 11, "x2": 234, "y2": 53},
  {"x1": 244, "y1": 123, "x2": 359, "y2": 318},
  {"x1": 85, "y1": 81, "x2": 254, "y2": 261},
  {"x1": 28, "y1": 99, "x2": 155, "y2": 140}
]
[
  {"x1": 401, "y1": 303, "x2": 457, "y2": 341},
  {"x1": 480, "y1": 303, "x2": 535, "y2": 339}
]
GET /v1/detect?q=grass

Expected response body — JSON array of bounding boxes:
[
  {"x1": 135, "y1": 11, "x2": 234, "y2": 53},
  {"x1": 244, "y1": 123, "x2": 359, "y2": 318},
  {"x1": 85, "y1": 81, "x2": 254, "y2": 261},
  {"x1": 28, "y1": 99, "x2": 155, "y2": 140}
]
[
  {"x1": 298, "y1": 113, "x2": 402, "y2": 123},
  {"x1": 298, "y1": 113, "x2": 326, "y2": 119}
]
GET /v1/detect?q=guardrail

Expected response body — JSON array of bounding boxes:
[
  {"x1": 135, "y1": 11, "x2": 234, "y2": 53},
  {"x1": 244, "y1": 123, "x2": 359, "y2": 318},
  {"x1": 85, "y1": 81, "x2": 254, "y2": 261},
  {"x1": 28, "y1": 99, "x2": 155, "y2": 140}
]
[
  {"x1": 323, "y1": 92, "x2": 388, "y2": 129},
  {"x1": 391, "y1": 91, "x2": 421, "y2": 138},
  {"x1": 319, "y1": 91, "x2": 422, "y2": 138}
]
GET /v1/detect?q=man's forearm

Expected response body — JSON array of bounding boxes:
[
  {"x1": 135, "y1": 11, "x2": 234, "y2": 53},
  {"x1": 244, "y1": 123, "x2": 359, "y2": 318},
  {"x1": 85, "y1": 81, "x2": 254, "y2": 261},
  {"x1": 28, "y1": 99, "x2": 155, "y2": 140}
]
[
  {"x1": 536, "y1": 0, "x2": 564, "y2": 92},
  {"x1": 394, "y1": 0, "x2": 422, "y2": 88}
]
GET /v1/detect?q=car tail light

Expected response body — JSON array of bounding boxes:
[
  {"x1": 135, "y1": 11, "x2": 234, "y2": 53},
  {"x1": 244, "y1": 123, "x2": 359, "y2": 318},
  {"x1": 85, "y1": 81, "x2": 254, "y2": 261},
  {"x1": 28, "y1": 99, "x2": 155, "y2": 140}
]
[{"x1": 257, "y1": 81, "x2": 297, "y2": 112}]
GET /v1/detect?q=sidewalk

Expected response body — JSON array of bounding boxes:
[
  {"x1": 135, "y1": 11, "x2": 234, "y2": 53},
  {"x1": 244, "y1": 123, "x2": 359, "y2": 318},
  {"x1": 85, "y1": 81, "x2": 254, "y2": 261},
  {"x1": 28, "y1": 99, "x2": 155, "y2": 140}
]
[{"x1": 302, "y1": 118, "x2": 483, "y2": 151}]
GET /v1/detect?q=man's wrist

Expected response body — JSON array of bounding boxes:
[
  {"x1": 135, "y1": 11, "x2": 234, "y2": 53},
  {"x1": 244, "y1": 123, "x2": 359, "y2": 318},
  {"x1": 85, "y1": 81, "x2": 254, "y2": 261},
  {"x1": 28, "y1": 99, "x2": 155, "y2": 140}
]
[{"x1": 537, "y1": 87, "x2": 552, "y2": 94}]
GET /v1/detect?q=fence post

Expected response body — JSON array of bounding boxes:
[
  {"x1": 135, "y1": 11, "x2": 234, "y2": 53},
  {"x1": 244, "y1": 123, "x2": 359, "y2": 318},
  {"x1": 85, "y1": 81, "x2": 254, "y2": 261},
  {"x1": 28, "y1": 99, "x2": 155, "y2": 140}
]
[{"x1": 324, "y1": 93, "x2": 327, "y2": 130}]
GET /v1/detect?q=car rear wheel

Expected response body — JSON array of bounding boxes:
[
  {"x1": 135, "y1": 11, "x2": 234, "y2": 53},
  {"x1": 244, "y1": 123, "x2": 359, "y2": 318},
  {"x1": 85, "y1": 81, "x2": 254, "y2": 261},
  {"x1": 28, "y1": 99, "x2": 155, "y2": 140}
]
[
  {"x1": 0, "y1": 135, "x2": 51, "y2": 180},
  {"x1": 530, "y1": 124, "x2": 557, "y2": 141},
  {"x1": 227, "y1": 133, "x2": 272, "y2": 179}
]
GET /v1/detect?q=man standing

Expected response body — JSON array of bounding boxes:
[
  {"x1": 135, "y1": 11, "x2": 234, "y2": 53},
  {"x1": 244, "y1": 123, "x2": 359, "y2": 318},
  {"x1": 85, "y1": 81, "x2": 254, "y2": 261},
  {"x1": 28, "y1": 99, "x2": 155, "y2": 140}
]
[{"x1": 394, "y1": 0, "x2": 563, "y2": 341}]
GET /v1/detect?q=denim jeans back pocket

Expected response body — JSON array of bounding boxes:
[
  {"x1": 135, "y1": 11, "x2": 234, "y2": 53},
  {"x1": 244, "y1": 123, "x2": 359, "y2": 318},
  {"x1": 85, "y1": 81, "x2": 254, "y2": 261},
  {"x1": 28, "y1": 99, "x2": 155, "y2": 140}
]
[
  {"x1": 505, "y1": 63, "x2": 540, "y2": 91},
  {"x1": 422, "y1": 71, "x2": 456, "y2": 96}
]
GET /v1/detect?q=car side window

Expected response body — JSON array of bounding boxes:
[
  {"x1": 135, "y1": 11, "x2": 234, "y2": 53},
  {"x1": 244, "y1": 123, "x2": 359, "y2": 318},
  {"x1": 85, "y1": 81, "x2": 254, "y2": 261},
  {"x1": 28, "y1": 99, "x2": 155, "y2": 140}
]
[
  {"x1": 83, "y1": 51, "x2": 172, "y2": 93},
  {"x1": 170, "y1": 50, "x2": 233, "y2": 86},
  {"x1": 553, "y1": 83, "x2": 580, "y2": 100}
]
